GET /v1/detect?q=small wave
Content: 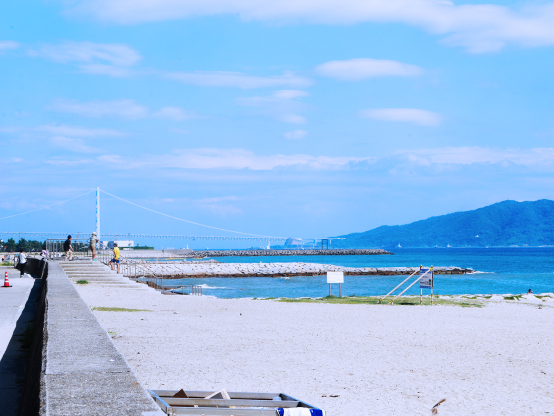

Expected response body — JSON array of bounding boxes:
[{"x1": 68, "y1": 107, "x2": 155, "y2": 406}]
[
  {"x1": 198, "y1": 284, "x2": 228, "y2": 289},
  {"x1": 279, "y1": 276, "x2": 290, "y2": 280},
  {"x1": 468, "y1": 271, "x2": 494, "y2": 274}
]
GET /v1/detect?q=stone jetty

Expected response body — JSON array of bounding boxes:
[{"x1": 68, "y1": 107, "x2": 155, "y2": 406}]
[
  {"x1": 189, "y1": 248, "x2": 392, "y2": 257},
  {"x1": 121, "y1": 248, "x2": 391, "y2": 258},
  {"x1": 122, "y1": 261, "x2": 472, "y2": 279}
]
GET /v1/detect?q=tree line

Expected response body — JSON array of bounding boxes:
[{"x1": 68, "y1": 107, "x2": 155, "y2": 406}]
[{"x1": 2, "y1": 238, "x2": 44, "y2": 252}]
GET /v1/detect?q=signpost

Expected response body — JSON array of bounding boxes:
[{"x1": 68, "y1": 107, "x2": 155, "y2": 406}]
[
  {"x1": 327, "y1": 271, "x2": 344, "y2": 297},
  {"x1": 419, "y1": 266, "x2": 434, "y2": 304}
]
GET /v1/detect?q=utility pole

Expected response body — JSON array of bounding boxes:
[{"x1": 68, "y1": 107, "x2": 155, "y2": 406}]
[{"x1": 96, "y1": 187, "x2": 100, "y2": 240}]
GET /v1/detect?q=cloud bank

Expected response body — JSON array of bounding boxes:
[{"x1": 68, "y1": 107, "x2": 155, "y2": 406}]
[
  {"x1": 49, "y1": 99, "x2": 195, "y2": 121},
  {"x1": 66, "y1": 0, "x2": 554, "y2": 52}
]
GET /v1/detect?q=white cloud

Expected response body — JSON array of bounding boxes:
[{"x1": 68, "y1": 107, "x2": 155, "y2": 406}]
[
  {"x1": 278, "y1": 114, "x2": 306, "y2": 124},
  {"x1": 360, "y1": 108, "x2": 442, "y2": 126},
  {"x1": 0, "y1": 41, "x2": 20, "y2": 51},
  {"x1": 49, "y1": 99, "x2": 195, "y2": 121},
  {"x1": 162, "y1": 70, "x2": 312, "y2": 89},
  {"x1": 49, "y1": 99, "x2": 149, "y2": 119},
  {"x1": 284, "y1": 130, "x2": 308, "y2": 140},
  {"x1": 237, "y1": 90, "x2": 308, "y2": 124},
  {"x1": 99, "y1": 148, "x2": 373, "y2": 170},
  {"x1": 397, "y1": 146, "x2": 554, "y2": 166},
  {"x1": 0, "y1": 124, "x2": 125, "y2": 137},
  {"x1": 50, "y1": 136, "x2": 99, "y2": 153},
  {"x1": 67, "y1": 0, "x2": 554, "y2": 53},
  {"x1": 154, "y1": 107, "x2": 197, "y2": 121},
  {"x1": 31, "y1": 41, "x2": 141, "y2": 66},
  {"x1": 316, "y1": 58, "x2": 423, "y2": 80},
  {"x1": 36, "y1": 124, "x2": 125, "y2": 137},
  {"x1": 273, "y1": 90, "x2": 310, "y2": 99},
  {"x1": 44, "y1": 159, "x2": 94, "y2": 166}
]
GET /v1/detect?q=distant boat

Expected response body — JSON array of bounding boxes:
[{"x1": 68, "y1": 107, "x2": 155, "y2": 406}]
[
  {"x1": 397, "y1": 244, "x2": 402, "y2": 248},
  {"x1": 475, "y1": 235, "x2": 479, "y2": 238},
  {"x1": 447, "y1": 244, "x2": 452, "y2": 248}
]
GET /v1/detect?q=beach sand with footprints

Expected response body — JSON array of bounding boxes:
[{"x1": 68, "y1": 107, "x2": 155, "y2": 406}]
[{"x1": 75, "y1": 279, "x2": 554, "y2": 416}]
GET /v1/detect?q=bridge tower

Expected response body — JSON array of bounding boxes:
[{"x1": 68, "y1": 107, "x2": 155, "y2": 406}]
[{"x1": 96, "y1": 187, "x2": 100, "y2": 239}]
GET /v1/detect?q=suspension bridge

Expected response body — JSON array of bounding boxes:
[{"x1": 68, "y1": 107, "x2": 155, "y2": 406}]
[{"x1": 0, "y1": 188, "x2": 341, "y2": 247}]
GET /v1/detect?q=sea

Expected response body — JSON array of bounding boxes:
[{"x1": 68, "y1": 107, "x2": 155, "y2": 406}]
[{"x1": 160, "y1": 248, "x2": 554, "y2": 299}]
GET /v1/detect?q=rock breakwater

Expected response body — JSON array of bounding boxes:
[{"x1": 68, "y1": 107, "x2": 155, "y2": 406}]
[
  {"x1": 123, "y1": 261, "x2": 472, "y2": 279},
  {"x1": 188, "y1": 248, "x2": 391, "y2": 258}
]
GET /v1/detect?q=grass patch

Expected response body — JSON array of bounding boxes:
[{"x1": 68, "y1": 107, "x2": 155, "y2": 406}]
[
  {"x1": 278, "y1": 296, "x2": 482, "y2": 308},
  {"x1": 504, "y1": 295, "x2": 522, "y2": 301},
  {"x1": 1, "y1": 262, "x2": 13, "y2": 266},
  {"x1": 76, "y1": 279, "x2": 89, "y2": 284},
  {"x1": 92, "y1": 307, "x2": 152, "y2": 312}
]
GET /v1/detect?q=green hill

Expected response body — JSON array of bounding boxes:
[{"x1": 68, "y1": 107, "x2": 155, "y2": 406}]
[{"x1": 336, "y1": 199, "x2": 554, "y2": 248}]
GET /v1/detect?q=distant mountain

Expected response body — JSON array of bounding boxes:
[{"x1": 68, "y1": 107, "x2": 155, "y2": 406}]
[{"x1": 335, "y1": 200, "x2": 554, "y2": 248}]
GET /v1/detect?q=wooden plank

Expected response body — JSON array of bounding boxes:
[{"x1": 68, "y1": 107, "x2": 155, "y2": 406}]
[
  {"x1": 171, "y1": 407, "x2": 279, "y2": 416},
  {"x1": 152, "y1": 390, "x2": 280, "y2": 400},
  {"x1": 164, "y1": 398, "x2": 298, "y2": 408}
]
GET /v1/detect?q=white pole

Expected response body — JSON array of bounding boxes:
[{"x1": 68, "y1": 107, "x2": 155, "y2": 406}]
[{"x1": 96, "y1": 187, "x2": 100, "y2": 240}]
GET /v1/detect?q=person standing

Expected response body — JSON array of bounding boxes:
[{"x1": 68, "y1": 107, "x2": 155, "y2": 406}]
[
  {"x1": 110, "y1": 243, "x2": 120, "y2": 273},
  {"x1": 17, "y1": 249, "x2": 27, "y2": 277},
  {"x1": 90, "y1": 232, "x2": 99, "y2": 261},
  {"x1": 64, "y1": 235, "x2": 73, "y2": 261}
]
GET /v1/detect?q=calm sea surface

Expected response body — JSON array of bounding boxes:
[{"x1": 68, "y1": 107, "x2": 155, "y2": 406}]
[{"x1": 163, "y1": 248, "x2": 554, "y2": 299}]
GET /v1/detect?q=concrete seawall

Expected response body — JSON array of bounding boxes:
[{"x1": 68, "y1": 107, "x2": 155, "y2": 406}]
[{"x1": 18, "y1": 261, "x2": 163, "y2": 416}]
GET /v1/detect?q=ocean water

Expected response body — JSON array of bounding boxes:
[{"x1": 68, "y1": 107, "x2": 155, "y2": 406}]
[{"x1": 162, "y1": 248, "x2": 554, "y2": 299}]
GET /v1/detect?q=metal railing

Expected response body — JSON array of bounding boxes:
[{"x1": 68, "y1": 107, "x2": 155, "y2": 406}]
[
  {"x1": 46, "y1": 238, "x2": 95, "y2": 260},
  {"x1": 104, "y1": 259, "x2": 202, "y2": 296}
]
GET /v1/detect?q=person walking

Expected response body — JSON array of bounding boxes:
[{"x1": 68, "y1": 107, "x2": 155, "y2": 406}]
[
  {"x1": 110, "y1": 243, "x2": 121, "y2": 273},
  {"x1": 64, "y1": 235, "x2": 74, "y2": 261},
  {"x1": 17, "y1": 248, "x2": 27, "y2": 277},
  {"x1": 90, "y1": 232, "x2": 99, "y2": 261}
]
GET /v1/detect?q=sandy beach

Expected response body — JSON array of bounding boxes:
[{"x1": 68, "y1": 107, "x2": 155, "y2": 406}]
[{"x1": 75, "y1": 281, "x2": 554, "y2": 415}]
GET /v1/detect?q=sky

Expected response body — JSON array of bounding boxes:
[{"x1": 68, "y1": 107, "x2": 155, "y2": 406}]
[{"x1": 2, "y1": 0, "x2": 554, "y2": 246}]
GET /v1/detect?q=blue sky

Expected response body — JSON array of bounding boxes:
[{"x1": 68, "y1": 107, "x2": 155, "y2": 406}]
[{"x1": 2, "y1": 0, "x2": 554, "y2": 245}]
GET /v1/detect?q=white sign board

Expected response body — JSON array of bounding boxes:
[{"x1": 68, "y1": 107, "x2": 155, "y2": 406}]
[
  {"x1": 327, "y1": 271, "x2": 344, "y2": 284},
  {"x1": 419, "y1": 268, "x2": 434, "y2": 289}
]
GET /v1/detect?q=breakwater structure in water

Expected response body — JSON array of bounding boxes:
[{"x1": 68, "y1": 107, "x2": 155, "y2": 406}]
[
  {"x1": 193, "y1": 248, "x2": 392, "y2": 257},
  {"x1": 122, "y1": 248, "x2": 393, "y2": 258},
  {"x1": 120, "y1": 262, "x2": 473, "y2": 279}
]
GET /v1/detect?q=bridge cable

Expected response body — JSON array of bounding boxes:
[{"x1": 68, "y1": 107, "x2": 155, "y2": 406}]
[
  {"x1": 0, "y1": 190, "x2": 95, "y2": 221},
  {"x1": 100, "y1": 189, "x2": 286, "y2": 239}
]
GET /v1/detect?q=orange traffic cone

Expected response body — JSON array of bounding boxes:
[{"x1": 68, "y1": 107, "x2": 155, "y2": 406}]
[{"x1": 2, "y1": 271, "x2": 12, "y2": 288}]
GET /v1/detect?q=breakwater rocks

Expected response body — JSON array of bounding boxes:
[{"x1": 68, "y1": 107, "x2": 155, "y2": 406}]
[
  {"x1": 123, "y1": 262, "x2": 472, "y2": 279},
  {"x1": 187, "y1": 248, "x2": 392, "y2": 258}
]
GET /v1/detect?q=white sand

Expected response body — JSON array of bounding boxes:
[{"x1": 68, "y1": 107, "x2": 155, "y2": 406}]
[{"x1": 75, "y1": 282, "x2": 554, "y2": 415}]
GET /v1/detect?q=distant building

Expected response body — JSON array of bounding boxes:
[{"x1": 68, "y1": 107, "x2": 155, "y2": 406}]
[
  {"x1": 102, "y1": 240, "x2": 135, "y2": 249},
  {"x1": 285, "y1": 238, "x2": 303, "y2": 246}
]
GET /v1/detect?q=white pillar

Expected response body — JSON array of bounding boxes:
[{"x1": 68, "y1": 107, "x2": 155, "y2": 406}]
[{"x1": 96, "y1": 187, "x2": 100, "y2": 240}]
